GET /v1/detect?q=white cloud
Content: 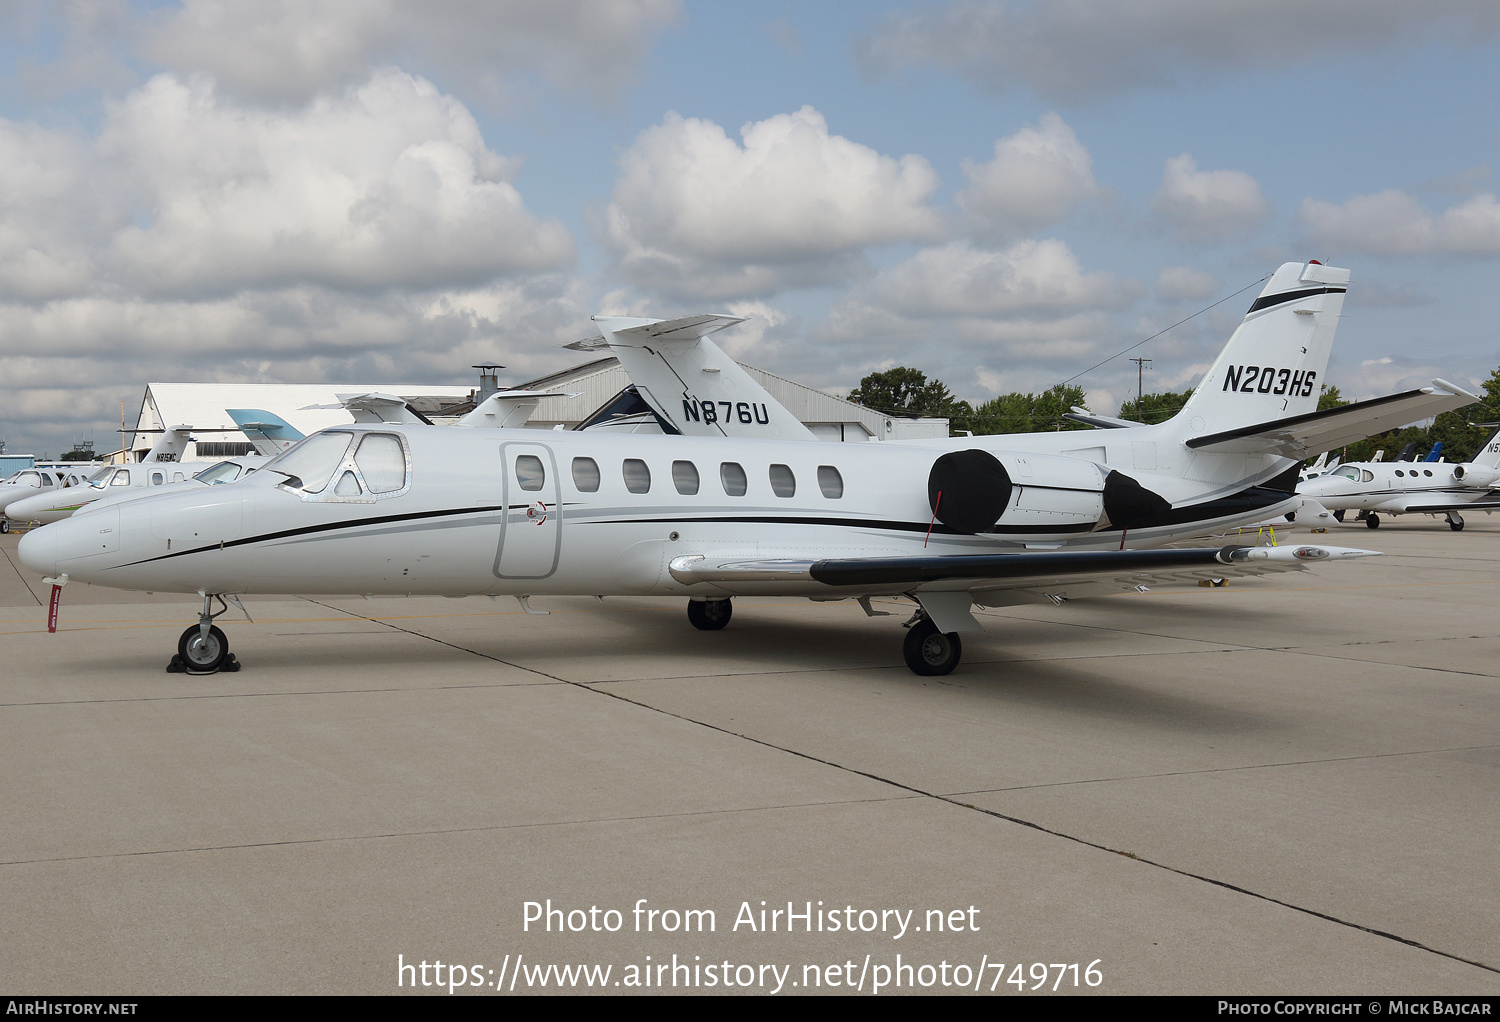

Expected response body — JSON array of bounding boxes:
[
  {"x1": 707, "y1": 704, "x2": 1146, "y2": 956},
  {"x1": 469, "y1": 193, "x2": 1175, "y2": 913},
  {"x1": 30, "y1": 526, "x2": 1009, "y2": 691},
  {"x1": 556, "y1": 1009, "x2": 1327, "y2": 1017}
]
[
  {"x1": 1156, "y1": 265, "x2": 1219, "y2": 302},
  {"x1": 857, "y1": 0, "x2": 1500, "y2": 103},
  {"x1": 838, "y1": 239, "x2": 1137, "y2": 320},
  {"x1": 1300, "y1": 190, "x2": 1500, "y2": 255},
  {"x1": 813, "y1": 239, "x2": 1140, "y2": 397},
  {"x1": 142, "y1": 0, "x2": 681, "y2": 105},
  {"x1": 101, "y1": 70, "x2": 573, "y2": 296},
  {"x1": 600, "y1": 106, "x2": 945, "y2": 300},
  {"x1": 957, "y1": 113, "x2": 1098, "y2": 237},
  {"x1": 1152, "y1": 154, "x2": 1270, "y2": 243}
]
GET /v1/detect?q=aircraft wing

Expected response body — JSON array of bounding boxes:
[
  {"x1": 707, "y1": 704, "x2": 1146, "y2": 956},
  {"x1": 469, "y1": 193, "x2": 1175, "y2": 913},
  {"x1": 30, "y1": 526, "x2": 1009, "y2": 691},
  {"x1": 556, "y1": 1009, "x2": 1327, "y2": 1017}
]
[
  {"x1": 1186, "y1": 380, "x2": 1478, "y2": 457},
  {"x1": 1402, "y1": 499, "x2": 1500, "y2": 513},
  {"x1": 670, "y1": 543, "x2": 1375, "y2": 596}
]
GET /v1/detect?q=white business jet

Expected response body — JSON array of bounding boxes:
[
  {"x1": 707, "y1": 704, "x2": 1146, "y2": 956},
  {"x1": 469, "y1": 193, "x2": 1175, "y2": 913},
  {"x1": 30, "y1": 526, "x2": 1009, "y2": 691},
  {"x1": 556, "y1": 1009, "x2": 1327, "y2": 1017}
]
[
  {"x1": 0, "y1": 465, "x2": 102, "y2": 531},
  {"x1": 19, "y1": 263, "x2": 1478, "y2": 676},
  {"x1": 1297, "y1": 427, "x2": 1500, "y2": 530},
  {"x1": 4, "y1": 427, "x2": 205, "y2": 526}
]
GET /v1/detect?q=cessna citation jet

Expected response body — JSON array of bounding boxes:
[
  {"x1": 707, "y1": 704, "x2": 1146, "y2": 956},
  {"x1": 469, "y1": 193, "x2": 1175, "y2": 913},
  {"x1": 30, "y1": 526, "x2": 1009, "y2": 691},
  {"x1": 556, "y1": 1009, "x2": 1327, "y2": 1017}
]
[
  {"x1": 19, "y1": 262, "x2": 1480, "y2": 676},
  {"x1": 1297, "y1": 427, "x2": 1500, "y2": 530}
]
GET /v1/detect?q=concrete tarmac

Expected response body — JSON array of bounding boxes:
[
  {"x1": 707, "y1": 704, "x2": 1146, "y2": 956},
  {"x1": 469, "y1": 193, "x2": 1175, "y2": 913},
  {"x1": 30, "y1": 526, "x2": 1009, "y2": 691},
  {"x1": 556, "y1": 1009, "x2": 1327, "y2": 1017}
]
[{"x1": 1, "y1": 517, "x2": 1498, "y2": 995}]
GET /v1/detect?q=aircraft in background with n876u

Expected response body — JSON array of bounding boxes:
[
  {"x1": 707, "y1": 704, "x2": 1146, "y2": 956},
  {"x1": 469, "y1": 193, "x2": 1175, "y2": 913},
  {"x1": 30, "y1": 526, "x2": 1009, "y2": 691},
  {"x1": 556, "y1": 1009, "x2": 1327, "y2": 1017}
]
[{"x1": 19, "y1": 262, "x2": 1477, "y2": 675}]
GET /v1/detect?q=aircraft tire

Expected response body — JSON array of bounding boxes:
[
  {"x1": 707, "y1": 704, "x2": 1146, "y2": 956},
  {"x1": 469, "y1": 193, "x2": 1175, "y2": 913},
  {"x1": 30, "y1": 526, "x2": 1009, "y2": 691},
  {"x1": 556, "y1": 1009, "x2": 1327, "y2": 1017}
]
[
  {"x1": 903, "y1": 620, "x2": 962, "y2": 676},
  {"x1": 687, "y1": 598, "x2": 732, "y2": 631},
  {"x1": 0, "y1": 519, "x2": 8, "y2": 533},
  {"x1": 1366, "y1": 513, "x2": 1380, "y2": 529},
  {"x1": 1450, "y1": 518, "x2": 1465, "y2": 532},
  {"x1": 177, "y1": 625, "x2": 229, "y2": 672},
  {"x1": 1332, "y1": 510, "x2": 1345, "y2": 522}
]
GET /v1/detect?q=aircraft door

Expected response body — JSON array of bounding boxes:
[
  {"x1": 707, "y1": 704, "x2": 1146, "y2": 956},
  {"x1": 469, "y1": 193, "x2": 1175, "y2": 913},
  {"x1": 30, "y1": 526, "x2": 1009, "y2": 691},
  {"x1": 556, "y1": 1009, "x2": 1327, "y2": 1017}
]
[{"x1": 494, "y1": 442, "x2": 562, "y2": 579}]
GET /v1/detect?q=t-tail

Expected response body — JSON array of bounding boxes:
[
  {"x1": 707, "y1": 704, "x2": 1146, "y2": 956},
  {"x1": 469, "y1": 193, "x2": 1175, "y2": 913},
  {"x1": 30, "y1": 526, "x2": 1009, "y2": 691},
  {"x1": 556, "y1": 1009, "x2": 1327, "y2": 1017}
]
[
  {"x1": 570, "y1": 316, "x2": 817, "y2": 441},
  {"x1": 226, "y1": 409, "x2": 306, "y2": 456},
  {"x1": 1172, "y1": 261, "x2": 1350, "y2": 439}
]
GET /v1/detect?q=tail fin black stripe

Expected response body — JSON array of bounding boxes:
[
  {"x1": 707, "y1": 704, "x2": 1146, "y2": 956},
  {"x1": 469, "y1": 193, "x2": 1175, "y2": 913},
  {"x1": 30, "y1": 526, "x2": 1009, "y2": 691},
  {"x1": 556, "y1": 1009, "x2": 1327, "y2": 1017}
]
[{"x1": 1247, "y1": 286, "x2": 1346, "y2": 314}]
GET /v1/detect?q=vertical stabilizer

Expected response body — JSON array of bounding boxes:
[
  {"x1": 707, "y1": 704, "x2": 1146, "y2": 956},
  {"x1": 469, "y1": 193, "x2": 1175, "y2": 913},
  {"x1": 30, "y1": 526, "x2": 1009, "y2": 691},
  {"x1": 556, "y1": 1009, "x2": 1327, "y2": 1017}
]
[
  {"x1": 578, "y1": 316, "x2": 817, "y2": 441},
  {"x1": 1471, "y1": 427, "x2": 1500, "y2": 469},
  {"x1": 226, "y1": 409, "x2": 305, "y2": 455},
  {"x1": 1175, "y1": 262, "x2": 1349, "y2": 437}
]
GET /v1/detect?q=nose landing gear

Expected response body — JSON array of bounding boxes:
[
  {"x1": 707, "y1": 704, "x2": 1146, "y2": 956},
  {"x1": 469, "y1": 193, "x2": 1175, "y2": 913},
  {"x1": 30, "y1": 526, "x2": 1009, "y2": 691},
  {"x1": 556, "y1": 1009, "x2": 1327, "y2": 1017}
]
[{"x1": 168, "y1": 593, "x2": 246, "y2": 674}]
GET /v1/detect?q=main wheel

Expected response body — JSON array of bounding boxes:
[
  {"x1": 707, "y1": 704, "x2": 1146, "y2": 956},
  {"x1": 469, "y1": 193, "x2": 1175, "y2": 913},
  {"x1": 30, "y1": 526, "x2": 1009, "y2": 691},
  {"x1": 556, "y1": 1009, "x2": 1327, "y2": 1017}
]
[
  {"x1": 177, "y1": 624, "x2": 229, "y2": 671},
  {"x1": 0, "y1": 519, "x2": 8, "y2": 533},
  {"x1": 1365, "y1": 513, "x2": 1380, "y2": 529},
  {"x1": 687, "y1": 598, "x2": 732, "y2": 630},
  {"x1": 1332, "y1": 510, "x2": 1345, "y2": 522},
  {"x1": 903, "y1": 620, "x2": 962, "y2": 676},
  {"x1": 1450, "y1": 517, "x2": 1465, "y2": 532}
]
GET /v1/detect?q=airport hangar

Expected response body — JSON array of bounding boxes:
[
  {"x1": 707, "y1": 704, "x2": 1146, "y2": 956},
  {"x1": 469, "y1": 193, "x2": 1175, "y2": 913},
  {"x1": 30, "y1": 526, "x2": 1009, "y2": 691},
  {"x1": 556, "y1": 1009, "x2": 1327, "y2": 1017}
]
[{"x1": 123, "y1": 359, "x2": 948, "y2": 462}]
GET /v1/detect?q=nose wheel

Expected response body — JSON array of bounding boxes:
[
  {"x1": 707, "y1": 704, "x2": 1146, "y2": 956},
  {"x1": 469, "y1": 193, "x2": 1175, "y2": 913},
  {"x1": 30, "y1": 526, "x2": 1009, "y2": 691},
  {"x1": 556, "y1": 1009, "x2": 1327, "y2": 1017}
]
[
  {"x1": 687, "y1": 597, "x2": 733, "y2": 630},
  {"x1": 168, "y1": 593, "x2": 245, "y2": 674}
]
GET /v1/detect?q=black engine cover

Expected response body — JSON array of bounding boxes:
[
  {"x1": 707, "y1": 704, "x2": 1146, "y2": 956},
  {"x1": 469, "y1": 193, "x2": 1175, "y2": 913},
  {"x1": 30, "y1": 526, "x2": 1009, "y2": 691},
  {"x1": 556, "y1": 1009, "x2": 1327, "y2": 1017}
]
[
  {"x1": 927, "y1": 449, "x2": 1014, "y2": 534},
  {"x1": 1102, "y1": 470, "x2": 1173, "y2": 529}
]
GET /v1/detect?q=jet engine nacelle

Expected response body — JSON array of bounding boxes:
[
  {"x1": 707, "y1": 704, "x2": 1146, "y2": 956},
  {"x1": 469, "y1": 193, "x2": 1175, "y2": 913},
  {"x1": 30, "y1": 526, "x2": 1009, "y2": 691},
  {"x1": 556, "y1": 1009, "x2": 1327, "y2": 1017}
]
[
  {"x1": 1454, "y1": 464, "x2": 1500, "y2": 487},
  {"x1": 930, "y1": 449, "x2": 1160, "y2": 534}
]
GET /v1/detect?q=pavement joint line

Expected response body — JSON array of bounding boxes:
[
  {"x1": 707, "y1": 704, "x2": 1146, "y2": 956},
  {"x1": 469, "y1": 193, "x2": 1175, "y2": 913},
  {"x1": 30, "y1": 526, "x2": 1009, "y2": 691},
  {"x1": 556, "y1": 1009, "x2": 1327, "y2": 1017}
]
[
  {"x1": 0, "y1": 544, "x2": 43, "y2": 607},
  {"x1": 287, "y1": 596, "x2": 1500, "y2": 976},
  {"x1": 0, "y1": 679, "x2": 567, "y2": 708},
  {"x1": 0, "y1": 793, "x2": 926, "y2": 869},
  {"x1": 942, "y1": 743, "x2": 1500, "y2": 796}
]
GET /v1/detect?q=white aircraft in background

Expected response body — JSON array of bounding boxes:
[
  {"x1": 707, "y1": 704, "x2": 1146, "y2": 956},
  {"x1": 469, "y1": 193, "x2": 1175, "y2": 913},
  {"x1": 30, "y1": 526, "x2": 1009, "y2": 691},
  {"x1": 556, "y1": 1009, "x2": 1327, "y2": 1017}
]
[
  {"x1": 19, "y1": 262, "x2": 1478, "y2": 676},
  {"x1": 0, "y1": 465, "x2": 101, "y2": 531},
  {"x1": 1298, "y1": 427, "x2": 1500, "y2": 530},
  {"x1": 1, "y1": 420, "x2": 302, "y2": 527}
]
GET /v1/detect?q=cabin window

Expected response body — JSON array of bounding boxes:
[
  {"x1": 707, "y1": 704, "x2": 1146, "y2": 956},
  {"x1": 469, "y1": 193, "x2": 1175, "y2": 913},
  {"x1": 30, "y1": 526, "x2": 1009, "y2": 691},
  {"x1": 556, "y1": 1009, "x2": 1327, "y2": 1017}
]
[
  {"x1": 194, "y1": 462, "x2": 242, "y2": 485},
  {"x1": 39, "y1": 473, "x2": 53, "y2": 485},
  {"x1": 334, "y1": 471, "x2": 362, "y2": 497},
  {"x1": 1395, "y1": 470, "x2": 1405, "y2": 477},
  {"x1": 1361, "y1": 470, "x2": 1375, "y2": 482},
  {"x1": 817, "y1": 465, "x2": 843, "y2": 499},
  {"x1": 720, "y1": 462, "x2": 747, "y2": 496},
  {"x1": 623, "y1": 458, "x2": 651, "y2": 494},
  {"x1": 572, "y1": 457, "x2": 600, "y2": 492},
  {"x1": 769, "y1": 464, "x2": 796, "y2": 497},
  {"x1": 267, "y1": 431, "x2": 353, "y2": 493},
  {"x1": 357, "y1": 434, "x2": 407, "y2": 493},
  {"x1": 1424, "y1": 470, "x2": 1433, "y2": 476},
  {"x1": 151, "y1": 471, "x2": 164, "y2": 485},
  {"x1": 515, "y1": 454, "x2": 545, "y2": 492},
  {"x1": 173, "y1": 472, "x2": 185, "y2": 483},
  {"x1": 672, "y1": 460, "x2": 700, "y2": 495}
]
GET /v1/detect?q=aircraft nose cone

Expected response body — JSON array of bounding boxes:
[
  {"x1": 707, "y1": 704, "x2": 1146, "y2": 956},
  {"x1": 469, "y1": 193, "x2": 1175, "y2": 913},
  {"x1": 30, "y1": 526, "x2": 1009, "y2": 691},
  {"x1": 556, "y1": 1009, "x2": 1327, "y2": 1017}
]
[{"x1": 17, "y1": 524, "x2": 65, "y2": 578}]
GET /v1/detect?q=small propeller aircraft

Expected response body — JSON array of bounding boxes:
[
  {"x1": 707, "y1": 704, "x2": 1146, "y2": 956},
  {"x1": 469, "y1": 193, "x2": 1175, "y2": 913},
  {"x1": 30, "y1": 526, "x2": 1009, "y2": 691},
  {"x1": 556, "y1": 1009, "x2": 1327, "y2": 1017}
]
[
  {"x1": 1297, "y1": 427, "x2": 1500, "y2": 530},
  {"x1": 19, "y1": 262, "x2": 1478, "y2": 675}
]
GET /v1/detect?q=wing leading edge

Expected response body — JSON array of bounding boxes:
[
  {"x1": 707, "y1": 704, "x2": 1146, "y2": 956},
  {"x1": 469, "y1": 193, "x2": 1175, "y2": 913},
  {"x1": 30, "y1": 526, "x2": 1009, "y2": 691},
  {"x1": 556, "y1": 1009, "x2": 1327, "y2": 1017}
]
[{"x1": 669, "y1": 543, "x2": 1377, "y2": 592}]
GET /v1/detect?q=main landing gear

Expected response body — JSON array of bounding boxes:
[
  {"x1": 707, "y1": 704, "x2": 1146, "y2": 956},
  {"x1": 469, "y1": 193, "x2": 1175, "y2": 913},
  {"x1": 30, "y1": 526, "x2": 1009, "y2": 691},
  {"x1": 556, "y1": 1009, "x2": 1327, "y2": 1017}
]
[
  {"x1": 1447, "y1": 511, "x2": 1465, "y2": 532},
  {"x1": 168, "y1": 593, "x2": 244, "y2": 674},
  {"x1": 1365, "y1": 513, "x2": 1381, "y2": 529},
  {"x1": 903, "y1": 617, "x2": 962, "y2": 676}
]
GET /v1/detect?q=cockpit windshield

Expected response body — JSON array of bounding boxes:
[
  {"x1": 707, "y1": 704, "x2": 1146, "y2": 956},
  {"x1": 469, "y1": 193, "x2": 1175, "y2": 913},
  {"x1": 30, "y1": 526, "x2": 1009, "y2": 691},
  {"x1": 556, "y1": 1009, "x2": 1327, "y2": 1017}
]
[
  {"x1": 85, "y1": 466, "x2": 115, "y2": 484},
  {"x1": 193, "y1": 461, "x2": 244, "y2": 486},
  {"x1": 261, "y1": 431, "x2": 353, "y2": 493},
  {"x1": 1332, "y1": 466, "x2": 1361, "y2": 481},
  {"x1": 7, "y1": 471, "x2": 41, "y2": 485}
]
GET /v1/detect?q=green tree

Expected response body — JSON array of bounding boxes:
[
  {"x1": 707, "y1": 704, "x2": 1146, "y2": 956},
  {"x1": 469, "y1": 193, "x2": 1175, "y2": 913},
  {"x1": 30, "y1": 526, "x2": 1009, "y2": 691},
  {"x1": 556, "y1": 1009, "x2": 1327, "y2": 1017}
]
[
  {"x1": 1317, "y1": 384, "x2": 1348, "y2": 411},
  {"x1": 1118, "y1": 388, "x2": 1193, "y2": 424},
  {"x1": 847, "y1": 367, "x2": 962, "y2": 418},
  {"x1": 952, "y1": 384, "x2": 1089, "y2": 435}
]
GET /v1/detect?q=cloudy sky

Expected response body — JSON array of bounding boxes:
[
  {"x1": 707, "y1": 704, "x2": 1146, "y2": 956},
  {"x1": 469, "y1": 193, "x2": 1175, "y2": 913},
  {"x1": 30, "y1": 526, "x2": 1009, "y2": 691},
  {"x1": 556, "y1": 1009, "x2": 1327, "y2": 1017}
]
[{"x1": 3, "y1": 0, "x2": 1500, "y2": 456}]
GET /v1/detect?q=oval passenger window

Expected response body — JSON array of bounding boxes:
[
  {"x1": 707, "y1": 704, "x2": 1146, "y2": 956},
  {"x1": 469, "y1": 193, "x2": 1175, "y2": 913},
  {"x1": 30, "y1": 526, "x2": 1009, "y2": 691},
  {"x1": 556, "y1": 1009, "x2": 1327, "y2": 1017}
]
[{"x1": 572, "y1": 457, "x2": 600, "y2": 492}]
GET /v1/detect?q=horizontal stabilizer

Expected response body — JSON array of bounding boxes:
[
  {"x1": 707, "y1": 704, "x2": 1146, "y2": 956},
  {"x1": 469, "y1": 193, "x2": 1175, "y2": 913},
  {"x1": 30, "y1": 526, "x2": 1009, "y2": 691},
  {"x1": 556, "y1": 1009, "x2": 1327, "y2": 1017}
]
[
  {"x1": 1064, "y1": 409, "x2": 1136, "y2": 429},
  {"x1": 1186, "y1": 380, "x2": 1478, "y2": 457}
]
